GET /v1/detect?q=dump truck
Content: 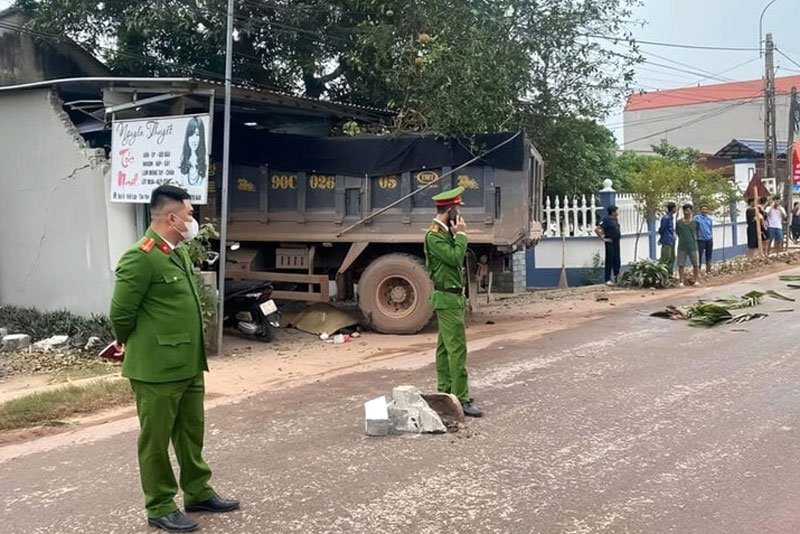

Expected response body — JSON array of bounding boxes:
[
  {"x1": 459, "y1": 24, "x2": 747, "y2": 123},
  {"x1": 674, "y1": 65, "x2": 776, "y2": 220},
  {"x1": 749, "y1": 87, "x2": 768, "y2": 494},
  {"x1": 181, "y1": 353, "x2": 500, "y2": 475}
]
[{"x1": 205, "y1": 130, "x2": 543, "y2": 334}]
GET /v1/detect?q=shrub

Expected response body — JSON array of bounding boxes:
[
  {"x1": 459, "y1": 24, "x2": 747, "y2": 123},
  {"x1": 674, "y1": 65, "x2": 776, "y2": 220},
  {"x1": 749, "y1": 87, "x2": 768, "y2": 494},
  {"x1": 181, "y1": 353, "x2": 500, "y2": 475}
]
[
  {"x1": 0, "y1": 306, "x2": 113, "y2": 350},
  {"x1": 618, "y1": 259, "x2": 671, "y2": 289}
]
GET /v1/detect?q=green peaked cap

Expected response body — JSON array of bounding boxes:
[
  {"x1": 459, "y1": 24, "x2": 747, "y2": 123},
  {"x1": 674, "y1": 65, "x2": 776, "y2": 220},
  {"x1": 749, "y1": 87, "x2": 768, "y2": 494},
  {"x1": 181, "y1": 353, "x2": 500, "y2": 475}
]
[{"x1": 431, "y1": 186, "x2": 465, "y2": 204}]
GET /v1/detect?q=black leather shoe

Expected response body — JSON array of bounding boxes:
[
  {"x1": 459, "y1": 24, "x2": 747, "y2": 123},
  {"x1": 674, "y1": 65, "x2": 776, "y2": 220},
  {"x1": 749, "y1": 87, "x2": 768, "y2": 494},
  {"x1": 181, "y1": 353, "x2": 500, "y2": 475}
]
[
  {"x1": 462, "y1": 401, "x2": 484, "y2": 418},
  {"x1": 147, "y1": 510, "x2": 198, "y2": 532},
  {"x1": 185, "y1": 494, "x2": 240, "y2": 514}
]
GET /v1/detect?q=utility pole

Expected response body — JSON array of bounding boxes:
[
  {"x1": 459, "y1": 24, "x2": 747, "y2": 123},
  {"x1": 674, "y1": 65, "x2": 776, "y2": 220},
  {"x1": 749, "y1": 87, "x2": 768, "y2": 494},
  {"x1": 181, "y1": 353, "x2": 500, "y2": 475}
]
[
  {"x1": 786, "y1": 87, "x2": 798, "y2": 245},
  {"x1": 763, "y1": 33, "x2": 777, "y2": 182},
  {"x1": 216, "y1": 0, "x2": 234, "y2": 353}
]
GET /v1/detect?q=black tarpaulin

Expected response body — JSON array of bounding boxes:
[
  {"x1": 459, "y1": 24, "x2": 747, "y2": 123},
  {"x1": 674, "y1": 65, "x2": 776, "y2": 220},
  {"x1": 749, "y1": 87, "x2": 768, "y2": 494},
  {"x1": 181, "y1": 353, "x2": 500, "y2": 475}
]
[{"x1": 221, "y1": 130, "x2": 524, "y2": 175}]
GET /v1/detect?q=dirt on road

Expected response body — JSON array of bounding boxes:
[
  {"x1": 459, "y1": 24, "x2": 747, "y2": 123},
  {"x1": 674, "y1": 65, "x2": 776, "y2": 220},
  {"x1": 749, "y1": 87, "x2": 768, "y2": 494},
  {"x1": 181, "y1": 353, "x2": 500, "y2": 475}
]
[{"x1": 2, "y1": 250, "x2": 800, "y2": 450}]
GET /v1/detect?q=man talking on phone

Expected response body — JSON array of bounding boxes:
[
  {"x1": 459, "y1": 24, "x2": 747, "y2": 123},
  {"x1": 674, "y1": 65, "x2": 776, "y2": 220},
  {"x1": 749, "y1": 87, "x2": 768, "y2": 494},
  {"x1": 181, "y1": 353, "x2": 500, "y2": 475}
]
[{"x1": 424, "y1": 186, "x2": 483, "y2": 417}]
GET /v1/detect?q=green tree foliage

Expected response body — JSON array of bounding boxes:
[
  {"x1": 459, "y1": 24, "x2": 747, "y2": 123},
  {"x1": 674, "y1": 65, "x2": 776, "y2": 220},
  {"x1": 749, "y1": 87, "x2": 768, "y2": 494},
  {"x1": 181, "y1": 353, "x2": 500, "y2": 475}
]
[
  {"x1": 537, "y1": 117, "x2": 621, "y2": 197},
  {"x1": 650, "y1": 139, "x2": 700, "y2": 166},
  {"x1": 620, "y1": 142, "x2": 740, "y2": 219},
  {"x1": 18, "y1": 0, "x2": 641, "y2": 193}
]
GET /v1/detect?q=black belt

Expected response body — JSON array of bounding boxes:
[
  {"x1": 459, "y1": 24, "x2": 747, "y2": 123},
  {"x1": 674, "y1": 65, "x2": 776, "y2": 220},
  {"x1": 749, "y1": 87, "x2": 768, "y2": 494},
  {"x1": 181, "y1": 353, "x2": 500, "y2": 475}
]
[{"x1": 435, "y1": 284, "x2": 463, "y2": 294}]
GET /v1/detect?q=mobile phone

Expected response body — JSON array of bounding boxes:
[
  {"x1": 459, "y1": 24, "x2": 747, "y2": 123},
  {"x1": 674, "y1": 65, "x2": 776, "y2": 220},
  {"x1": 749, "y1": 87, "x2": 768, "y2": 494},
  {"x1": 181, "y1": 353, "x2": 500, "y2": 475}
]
[{"x1": 447, "y1": 208, "x2": 458, "y2": 228}]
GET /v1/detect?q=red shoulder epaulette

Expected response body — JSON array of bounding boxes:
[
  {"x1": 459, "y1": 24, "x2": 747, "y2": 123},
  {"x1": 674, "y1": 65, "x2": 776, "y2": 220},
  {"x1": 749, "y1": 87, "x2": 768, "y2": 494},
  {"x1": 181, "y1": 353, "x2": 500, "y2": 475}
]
[
  {"x1": 157, "y1": 242, "x2": 171, "y2": 255},
  {"x1": 139, "y1": 237, "x2": 155, "y2": 253}
]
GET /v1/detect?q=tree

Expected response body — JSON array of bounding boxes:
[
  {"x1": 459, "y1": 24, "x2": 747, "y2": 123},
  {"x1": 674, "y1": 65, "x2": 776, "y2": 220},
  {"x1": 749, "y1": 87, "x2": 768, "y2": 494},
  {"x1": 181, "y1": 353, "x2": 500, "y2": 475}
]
[
  {"x1": 18, "y1": 0, "x2": 641, "y2": 194},
  {"x1": 536, "y1": 117, "x2": 621, "y2": 197},
  {"x1": 17, "y1": 0, "x2": 641, "y2": 128},
  {"x1": 17, "y1": 0, "x2": 353, "y2": 96},
  {"x1": 621, "y1": 144, "x2": 742, "y2": 258},
  {"x1": 651, "y1": 140, "x2": 700, "y2": 167}
]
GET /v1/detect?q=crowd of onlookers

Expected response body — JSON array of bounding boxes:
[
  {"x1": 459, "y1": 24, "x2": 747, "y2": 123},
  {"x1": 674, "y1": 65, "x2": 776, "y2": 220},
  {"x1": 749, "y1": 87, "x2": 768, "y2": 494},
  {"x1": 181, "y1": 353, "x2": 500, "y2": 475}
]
[{"x1": 594, "y1": 196, "x2": 797, "y2": 287}]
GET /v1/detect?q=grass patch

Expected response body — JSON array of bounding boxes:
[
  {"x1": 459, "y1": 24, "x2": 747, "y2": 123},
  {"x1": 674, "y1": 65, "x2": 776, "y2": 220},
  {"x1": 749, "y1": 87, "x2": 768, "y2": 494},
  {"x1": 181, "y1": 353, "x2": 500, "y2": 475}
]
[
  {"x1": 48, "y1": 361, "x2": 121, "y2": 383},
  {"x1": 0, "y1": 380, "x2": 133, "y2": 432}
]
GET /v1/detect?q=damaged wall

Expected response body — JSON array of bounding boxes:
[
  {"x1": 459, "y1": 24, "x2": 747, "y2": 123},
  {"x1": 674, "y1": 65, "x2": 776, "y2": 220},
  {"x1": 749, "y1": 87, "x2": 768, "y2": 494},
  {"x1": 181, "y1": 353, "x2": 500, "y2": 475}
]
[{"x1": 0, "y1": 89, "x2": 136, "y2": 315}]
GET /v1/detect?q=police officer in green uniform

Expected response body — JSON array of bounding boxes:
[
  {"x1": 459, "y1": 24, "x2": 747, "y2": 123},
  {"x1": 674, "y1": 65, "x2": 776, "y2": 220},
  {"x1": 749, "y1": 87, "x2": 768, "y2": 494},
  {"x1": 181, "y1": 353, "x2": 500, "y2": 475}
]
[
  {"x1": 110, "y1": 185, "x2": 239, "y2": 533},
  {"x1": 424, "y1": 186, "x2": 483, "y2": 417}
]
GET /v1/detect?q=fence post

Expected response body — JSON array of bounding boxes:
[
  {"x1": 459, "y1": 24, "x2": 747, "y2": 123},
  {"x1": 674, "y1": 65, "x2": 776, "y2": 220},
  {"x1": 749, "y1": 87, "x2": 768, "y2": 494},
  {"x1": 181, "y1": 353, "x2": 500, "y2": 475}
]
[
  {"x1": 647, "y1": 214, "x2": 657, "y2": 259},
  {"x1": 730, "y1": 201, "x2": 738, "y2": 251},
  {"x1": 599, "y1": 179, "x2": 616, "y2": 216},
  {"x1": 553, "y1": 195, "x2": 562, "y2": 237}
]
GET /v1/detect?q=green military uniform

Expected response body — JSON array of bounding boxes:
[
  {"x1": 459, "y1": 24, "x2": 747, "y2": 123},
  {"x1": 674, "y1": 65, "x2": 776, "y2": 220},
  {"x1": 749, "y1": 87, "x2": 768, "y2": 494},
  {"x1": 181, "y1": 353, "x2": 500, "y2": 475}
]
[
  {"x1": 424, "y1": 187, "x2": 470, "y2": 403},
  {"x1": 110, "y1": 228, "x2": 215, "y2": 519}
]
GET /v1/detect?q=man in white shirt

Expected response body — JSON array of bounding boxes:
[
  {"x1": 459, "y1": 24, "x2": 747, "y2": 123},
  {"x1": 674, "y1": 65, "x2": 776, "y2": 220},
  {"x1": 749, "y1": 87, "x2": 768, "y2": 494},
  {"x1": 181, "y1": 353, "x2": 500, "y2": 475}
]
[{"x1": 766, "y1": 196, "x2": 787, "y2": 255}]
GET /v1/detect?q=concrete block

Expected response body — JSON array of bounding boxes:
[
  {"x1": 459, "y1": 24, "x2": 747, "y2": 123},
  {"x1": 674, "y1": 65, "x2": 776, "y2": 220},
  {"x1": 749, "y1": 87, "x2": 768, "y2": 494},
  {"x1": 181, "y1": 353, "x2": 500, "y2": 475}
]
[
  {"x1": 1, "y1": 334, "x2": 31, "y2": 352},
  {"x1": 388, "y1": 385, "x2": 446, "y2": 434},
  {"x1": 364, "y1": 396, "x2": 390, "y2": 436},
  {"x1": 84, "y1": 336, "x2": 104, "y2": 352},
  {"x1": 0, "y1": 327, "x2": 8, "y2": 338},
  {"x1": 33, "y1": 335, "x2": 70, "y2": 352}
]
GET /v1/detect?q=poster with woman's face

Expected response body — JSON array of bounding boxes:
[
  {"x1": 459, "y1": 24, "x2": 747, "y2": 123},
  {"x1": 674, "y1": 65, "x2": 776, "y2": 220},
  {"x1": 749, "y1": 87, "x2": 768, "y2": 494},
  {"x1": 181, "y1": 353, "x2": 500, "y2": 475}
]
[{"x1": 110, "y1": 114, "x2": 211, "y2": 204}]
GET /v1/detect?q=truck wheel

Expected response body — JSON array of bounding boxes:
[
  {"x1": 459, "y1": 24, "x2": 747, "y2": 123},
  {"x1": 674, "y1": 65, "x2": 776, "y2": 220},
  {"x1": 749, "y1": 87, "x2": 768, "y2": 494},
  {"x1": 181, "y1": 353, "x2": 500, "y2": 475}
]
[{"x1": 358, "y1": 253, "x2": 433, "y2": 334}]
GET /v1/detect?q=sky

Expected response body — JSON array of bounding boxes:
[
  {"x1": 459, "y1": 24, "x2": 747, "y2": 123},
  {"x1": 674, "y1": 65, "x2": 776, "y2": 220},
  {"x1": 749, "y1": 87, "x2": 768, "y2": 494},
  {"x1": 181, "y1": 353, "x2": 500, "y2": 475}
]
[
  {"x1": 2, "y1": 0, "x2": 797, "y2": 146},
  {"x1": 605, "y1": 0, "x2": 800, "y2": 145}
]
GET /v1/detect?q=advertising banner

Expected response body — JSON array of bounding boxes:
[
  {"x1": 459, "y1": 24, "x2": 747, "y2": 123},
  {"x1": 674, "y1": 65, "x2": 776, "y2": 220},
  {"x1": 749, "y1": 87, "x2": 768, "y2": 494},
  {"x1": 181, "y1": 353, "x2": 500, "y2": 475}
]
[{"x1": 110, "y1": 114, "x2": 210, "y2": 204}]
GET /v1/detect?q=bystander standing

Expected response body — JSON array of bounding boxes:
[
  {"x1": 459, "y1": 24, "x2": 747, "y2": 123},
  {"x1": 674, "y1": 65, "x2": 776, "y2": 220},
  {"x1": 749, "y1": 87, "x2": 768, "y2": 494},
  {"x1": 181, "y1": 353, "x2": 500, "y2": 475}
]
[
  {"x1": 594, "y1": 205, "x2": 621, "y2": 286},
  {"x1": 676, "y1": 203, "x2": 701, "y2": 288},
  {"x1": 695, "y1": 204, "x2": 713, "y2": 274},
  {"x1": 658, "y1": 202, "x2": 677, "y2": 277}
]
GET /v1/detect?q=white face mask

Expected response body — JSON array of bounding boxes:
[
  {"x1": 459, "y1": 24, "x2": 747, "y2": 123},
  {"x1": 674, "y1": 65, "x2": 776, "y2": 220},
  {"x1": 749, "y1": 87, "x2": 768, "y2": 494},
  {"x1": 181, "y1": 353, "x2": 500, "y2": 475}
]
[{"x1": 175, "y1": 217, "x2": 199, "y2": 241}]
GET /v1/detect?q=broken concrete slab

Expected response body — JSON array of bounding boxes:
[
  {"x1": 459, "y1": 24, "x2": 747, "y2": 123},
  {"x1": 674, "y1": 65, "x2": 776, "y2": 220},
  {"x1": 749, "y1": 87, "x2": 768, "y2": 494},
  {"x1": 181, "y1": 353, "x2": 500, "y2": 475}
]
[
  {"x1": 422, "y1": 393, "x2": 465, "y2": 427},
  {"x1": 388, "y1": 385, "x2": 446, "y2": 434},
  {"x1": 1, "y1": 334, "x2": 31, "y2": 352},
  {"x1": 33, "y1": 335, "x2": 70, "y2": 352},
  {"x1": 364, "y1": 396, "x2": 390, "y2": 437}
]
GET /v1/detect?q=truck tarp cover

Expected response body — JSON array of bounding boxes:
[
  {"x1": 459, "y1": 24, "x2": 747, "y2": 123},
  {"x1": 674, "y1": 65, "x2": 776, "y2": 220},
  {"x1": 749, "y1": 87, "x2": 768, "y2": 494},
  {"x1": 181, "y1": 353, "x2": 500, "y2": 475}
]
[{"x1": 225, "y1": 130, "x2": 524, "y2": 175}]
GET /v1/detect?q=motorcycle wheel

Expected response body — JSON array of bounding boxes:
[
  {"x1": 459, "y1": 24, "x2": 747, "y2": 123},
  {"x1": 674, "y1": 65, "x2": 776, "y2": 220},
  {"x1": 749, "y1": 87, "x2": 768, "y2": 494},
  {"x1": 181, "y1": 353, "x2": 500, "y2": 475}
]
[{"x1": 255, "y1": 322, "x2": 277, "y2": 342}]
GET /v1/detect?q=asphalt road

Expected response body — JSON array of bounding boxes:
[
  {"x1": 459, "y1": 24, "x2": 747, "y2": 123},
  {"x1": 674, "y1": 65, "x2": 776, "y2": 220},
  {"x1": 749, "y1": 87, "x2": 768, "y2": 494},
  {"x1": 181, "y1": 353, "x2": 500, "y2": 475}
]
[{"x1": 4, "y1": 272, "x2": 800, "y2": 534}]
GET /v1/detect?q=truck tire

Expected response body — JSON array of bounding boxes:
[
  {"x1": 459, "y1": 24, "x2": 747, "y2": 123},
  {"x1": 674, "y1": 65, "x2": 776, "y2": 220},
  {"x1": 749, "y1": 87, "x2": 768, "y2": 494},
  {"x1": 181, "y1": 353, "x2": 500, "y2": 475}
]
[{"x1": 358, "y1": 253, "x2": 433, "y2": 334}]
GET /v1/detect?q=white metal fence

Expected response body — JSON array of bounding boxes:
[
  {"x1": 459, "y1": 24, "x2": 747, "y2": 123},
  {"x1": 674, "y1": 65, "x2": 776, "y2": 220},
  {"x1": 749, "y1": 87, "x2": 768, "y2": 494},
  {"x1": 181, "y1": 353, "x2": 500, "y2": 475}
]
[
  {"x1": 543, "y1": 193, "x2": 744, "y2": 238},
  {"x1": 543, "y1": 193, "x2": 642, "y2": 237}
]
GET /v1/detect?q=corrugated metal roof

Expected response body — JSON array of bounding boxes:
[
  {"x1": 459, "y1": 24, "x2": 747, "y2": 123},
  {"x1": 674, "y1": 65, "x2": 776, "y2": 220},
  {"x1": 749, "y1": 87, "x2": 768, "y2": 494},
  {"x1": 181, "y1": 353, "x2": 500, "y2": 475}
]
[
  {"x1": 714, "y1": 139, "x2": 789, "y2": 159},
  {"x1": 0, "y1": 76, "x2": 393, "y2": 119},
  {"x1": 625, "y1": 75, "x2": 800, "y2": 112}
]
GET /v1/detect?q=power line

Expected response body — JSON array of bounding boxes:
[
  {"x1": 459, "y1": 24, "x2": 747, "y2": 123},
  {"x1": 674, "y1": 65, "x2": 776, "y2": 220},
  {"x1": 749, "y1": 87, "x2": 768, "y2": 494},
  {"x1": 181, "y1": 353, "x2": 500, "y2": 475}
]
[
  {"x1": 643, "y1": 50, "x2": 735, "y2": 83},
  {"x1": 776, "y1": 48, "x2": 800, "y2": 73},
  {"x1": 586, "y1": 33, "x2": 760, "y2": 52},
  {"x1": 623, "y1": 96, "x2": 761, "y2": 146},
  {"x1": 607, "y1": 95, "x2": 765, "y2": 130},
  {"x1": 690, "y1": 56, "x2": 762, "y2": 85}
]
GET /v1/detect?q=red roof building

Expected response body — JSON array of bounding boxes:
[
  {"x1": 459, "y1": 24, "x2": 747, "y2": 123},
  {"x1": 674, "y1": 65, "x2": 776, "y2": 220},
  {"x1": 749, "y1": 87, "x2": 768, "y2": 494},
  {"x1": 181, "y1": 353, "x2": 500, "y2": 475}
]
[
  {"x1": 623, "y1": 75, "x2": 796, "y2": 155},
  {"x1": 625, "y1": 75, "x2": 800, "y2": 112}
]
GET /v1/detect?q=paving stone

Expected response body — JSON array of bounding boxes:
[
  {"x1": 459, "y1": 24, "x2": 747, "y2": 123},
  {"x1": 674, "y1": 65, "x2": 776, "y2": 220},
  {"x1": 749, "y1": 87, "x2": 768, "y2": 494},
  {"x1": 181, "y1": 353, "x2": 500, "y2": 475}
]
[
  {"x1": 364, "y1": 396, "x2": 390, "y2": 437},
  {"x1": 33, "y1": 335, "x2": 70, "y2": 352},
  {"x1": 1, "y1": 334, "x2": 31, "y2": 352}
]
